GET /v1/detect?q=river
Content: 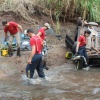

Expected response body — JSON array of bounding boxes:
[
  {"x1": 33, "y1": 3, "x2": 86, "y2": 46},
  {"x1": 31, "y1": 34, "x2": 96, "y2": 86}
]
[{"x1": 0, "y1": 63, "x2": 100, "y2": 100}]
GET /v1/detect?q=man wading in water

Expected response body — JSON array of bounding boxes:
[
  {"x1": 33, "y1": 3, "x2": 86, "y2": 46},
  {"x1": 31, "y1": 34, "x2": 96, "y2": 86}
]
[{"x1": 26, "y1": 28, "x2": 45, "y2": 84}]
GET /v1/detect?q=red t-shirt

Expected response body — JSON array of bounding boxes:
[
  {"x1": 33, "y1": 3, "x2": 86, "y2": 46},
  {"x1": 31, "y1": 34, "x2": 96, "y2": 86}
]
[
  {"x1": 38, "y1": 28, "x2": 46, "y2": 41},
  {"x1": 78, "y1": 35, "x2": 86, "y2": 47},
  {"x1": 30, "y1": 36, "x2": 42, "y2": 54},
  {"x1": 4, "y1": 22, "x2": 18, "y2": 35}
]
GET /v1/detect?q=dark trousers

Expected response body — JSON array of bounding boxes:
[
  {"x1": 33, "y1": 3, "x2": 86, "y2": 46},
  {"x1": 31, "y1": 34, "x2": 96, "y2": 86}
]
[
  {"x1": 78, "y1": 46, "x2": 89, "y2": 66},
  {"x1": 26, "y1": 54, "x2": 45, "y2": 78}
]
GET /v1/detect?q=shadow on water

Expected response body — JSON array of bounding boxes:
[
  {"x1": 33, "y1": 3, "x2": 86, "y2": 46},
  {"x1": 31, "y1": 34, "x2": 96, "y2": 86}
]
[{"x1": 0, "y1": 63, "x2": 100, "y2": 100}]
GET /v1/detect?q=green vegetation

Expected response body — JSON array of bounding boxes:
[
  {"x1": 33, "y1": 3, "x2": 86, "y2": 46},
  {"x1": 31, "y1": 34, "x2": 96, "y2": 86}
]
[
  {"x1": 0, "y1": 0, "x2": 99, "y2": 33},
  {"x1": 76, "y1": 0, "x2": 100, "y2": 21},
  {"x1": 0, "y1": 0, "x2": 100, "y2": 21}
]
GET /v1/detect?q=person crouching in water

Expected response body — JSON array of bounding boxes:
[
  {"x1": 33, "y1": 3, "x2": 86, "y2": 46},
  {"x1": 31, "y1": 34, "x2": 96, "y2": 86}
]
[
  {"x1": 26, "y1": 28, "x2": 45, "y2": 83},
  {"x1": 2, "y1": 20, "x2": 23, "y2": 57},
  {"x1": 76, "y1": 30, "x2": 91, "y2": 70}
]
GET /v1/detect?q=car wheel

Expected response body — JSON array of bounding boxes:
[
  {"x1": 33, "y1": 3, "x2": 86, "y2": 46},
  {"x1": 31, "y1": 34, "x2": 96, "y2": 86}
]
[
  {"x1": 76, "y1": 60, "x2": 82, "y2": 70},
  {"x1": 76, "y1": 61, "x2": 80, "y2": 70},
  {"x1": 75, "y1": 57, "x2": 85, "y2": 70}
]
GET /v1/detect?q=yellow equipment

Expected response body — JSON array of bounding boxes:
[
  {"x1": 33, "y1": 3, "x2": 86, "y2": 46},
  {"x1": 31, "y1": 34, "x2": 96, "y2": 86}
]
[
  {"x1": 0, "y1": 45, "x2": 8, "y2": 57},
  {"x1": 65, "y1": 52, "x2": 73, "y2": 59},
  {"x1": 1, "y1": 49, "x2": 8, "y2": 56}
]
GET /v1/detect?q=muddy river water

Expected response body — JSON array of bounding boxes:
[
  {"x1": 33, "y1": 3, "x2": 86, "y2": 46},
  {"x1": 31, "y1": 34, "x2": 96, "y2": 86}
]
[{"x1": 0, "y1": 63, "x2": 100, "y2": 100}]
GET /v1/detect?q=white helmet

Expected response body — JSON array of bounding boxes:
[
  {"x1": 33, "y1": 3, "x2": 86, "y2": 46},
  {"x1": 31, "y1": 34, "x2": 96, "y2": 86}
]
[{"x1": 44, "y1": 23, "x2": 50, "y2": 29}]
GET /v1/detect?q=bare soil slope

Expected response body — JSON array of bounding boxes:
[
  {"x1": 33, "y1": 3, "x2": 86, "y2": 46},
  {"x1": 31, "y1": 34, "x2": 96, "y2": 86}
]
[{"x1": 0, "y1": 14, "x2": 76, "y2": 77}]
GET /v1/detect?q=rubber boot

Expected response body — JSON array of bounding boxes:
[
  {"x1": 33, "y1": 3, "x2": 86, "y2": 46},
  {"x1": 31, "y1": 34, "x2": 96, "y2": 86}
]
[
  {"x1": 8, "y1": 44, "x2": 13, "y2": 57},
  {"x1": 17, "y1": 47, "x2": 21, "y2": 57},
  {"x1": 42, "y1": 60, "x2": 49, "y2": 70}
]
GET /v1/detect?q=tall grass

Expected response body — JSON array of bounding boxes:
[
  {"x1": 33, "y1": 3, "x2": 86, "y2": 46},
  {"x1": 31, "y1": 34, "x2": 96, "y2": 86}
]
[
  {"x1": 33, "y1": 0, "x2": 100, "y2": 22},
  {"x1": 0, "y1": 0, "x2": 99, "y2": 22},
  {"x1": 76, "y1": 0, "x2": 100, "y2": 21},
  {"x1": 0, "y1": 0, "x2": 99, "y2": 33}
]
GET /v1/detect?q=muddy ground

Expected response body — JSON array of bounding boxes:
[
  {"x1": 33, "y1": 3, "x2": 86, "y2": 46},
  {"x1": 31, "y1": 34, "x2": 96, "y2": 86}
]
[
  {"x1": 0, "y1": 14, "x2": 76, "y2": 77},
  {"x1": 0, "y1": 15, "x2": 100, "y2": 100}
]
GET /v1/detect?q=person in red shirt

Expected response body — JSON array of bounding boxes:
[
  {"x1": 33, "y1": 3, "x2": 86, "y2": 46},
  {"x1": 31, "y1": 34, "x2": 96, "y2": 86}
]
[
  {"x1": 37, "y1": 23, "x2": 50, "y2": 42},
  {"x1": 2, "y1": 20, "x2": 23, "y2": 56},
  {"x1": 76, "y1": 30, "x2": 91, "y2": 69},
  {"x1": 37, "y1": 23, "x2": 50, "y2": 70},
  {"x1": 26, "y1": 28, "x2": 45, "y2": 83}
]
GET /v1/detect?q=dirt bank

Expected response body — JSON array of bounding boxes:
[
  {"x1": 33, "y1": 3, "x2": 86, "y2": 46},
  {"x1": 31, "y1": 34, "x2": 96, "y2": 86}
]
[{"x1": 0, "y1": 14, "x2": 76, "y2": 77}]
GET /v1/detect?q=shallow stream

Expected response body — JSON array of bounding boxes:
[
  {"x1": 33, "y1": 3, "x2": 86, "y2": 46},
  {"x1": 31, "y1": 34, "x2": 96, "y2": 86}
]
[{"x1": 0, "y1": 63, "x2": 100, "y2": 100}]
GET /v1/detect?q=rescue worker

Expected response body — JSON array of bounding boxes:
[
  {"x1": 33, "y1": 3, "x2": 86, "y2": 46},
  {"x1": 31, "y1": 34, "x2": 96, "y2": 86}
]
[
  {"x1": 37, "y1": 23, "x2": 50, "y2": 42},
  {"x1": 2, "y1": 20, "x2": 23, "y2": 56},
  {"x1": 37, "y1": 23, "x2": 50, "y2": 70},
  {"x1": 76, "y1": 30, "x2": 91, "y2": 70},
  {"x1": 26, "y1": 28, "x2": 45, "y2": 83}
]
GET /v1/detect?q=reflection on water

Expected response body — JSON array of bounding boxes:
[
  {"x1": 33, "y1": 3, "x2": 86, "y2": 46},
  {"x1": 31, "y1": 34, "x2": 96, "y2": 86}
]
[
  {"x1": 93, "y1": 88, "x2": 100, "y2": 94},
  {"x1": 0, "y1": 63, "x2": 100, "y2": 100}
]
